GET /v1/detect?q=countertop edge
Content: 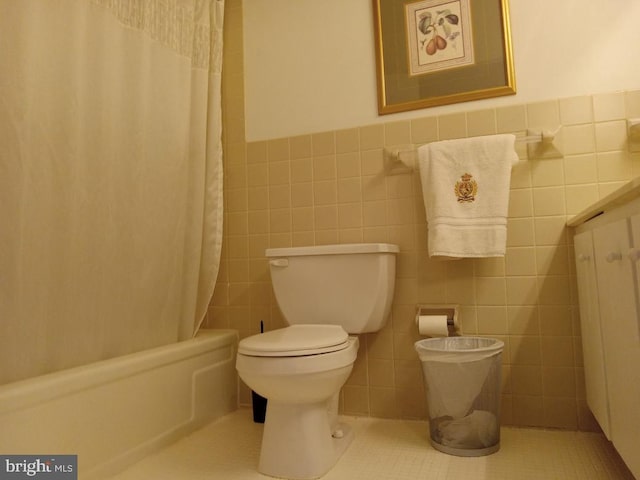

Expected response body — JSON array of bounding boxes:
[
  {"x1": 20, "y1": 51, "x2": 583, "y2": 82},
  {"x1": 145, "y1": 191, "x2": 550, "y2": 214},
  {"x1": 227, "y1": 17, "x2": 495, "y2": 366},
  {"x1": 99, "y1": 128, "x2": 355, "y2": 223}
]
[{"x1": 566, "y1": 177, "x2": 640, "y2": 228}]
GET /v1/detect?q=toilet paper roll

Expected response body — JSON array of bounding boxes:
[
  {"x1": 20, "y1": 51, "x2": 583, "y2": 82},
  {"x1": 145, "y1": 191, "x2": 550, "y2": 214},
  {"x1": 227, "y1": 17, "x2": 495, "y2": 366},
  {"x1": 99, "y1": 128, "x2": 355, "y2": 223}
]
[{"x1": 417, "y1": 314, "x2": 449, "y2": 337}]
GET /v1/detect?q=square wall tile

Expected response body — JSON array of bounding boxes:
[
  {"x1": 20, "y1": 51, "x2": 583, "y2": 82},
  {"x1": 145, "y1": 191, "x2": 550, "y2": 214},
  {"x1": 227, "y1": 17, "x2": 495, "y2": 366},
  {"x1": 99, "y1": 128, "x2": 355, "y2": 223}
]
[
  {"x1": 361, "y1": 150, "x2": 384, "y2": 177},
  {"x1": 559, "y1": 95, "x2": 594, "y2": 125},
  {"x1": 292, "y1": 207, "x2": 314, "y2": 232},
  {"x1": 541, "y1": 336, "x2": 575, "y2": 368},
  {"x1": 338, "y1": 203, "x2": 363, "y2": 229},
  {"x1": 290, "y1": 182, "x2": 312, "y2": 207},
  {"x1": 360, "y1": 124, "x2": 384, "y2": 150},
  {"x1": 338, "y1": 177, "x2": 362, "y2": 203},
  {"x1": 536, "y1": 245, "x2": 570, "y2": 275},
  {"x1": 593, "y1": 91, "x2": 626, "y2": 122},
  {"x1": 564, "y1": 154, "x2": 598, "y2": 185},
  {"x1": 248, "y1": 186, "x2": 268, "y2": 211},
  {"x1": 466, "y1": 109, "x2": 497, "y2": 137},
  {"x1": 506, "y1": 277, "x2": 538, "y2": 306},
  {"x1": 314, "y1": 180, "x2": 337, "y2": 205},
  {"x1": 336, "y1": 128, "x2": 359, "y2": 153},
  {"x1": 267, "y1": 138, "x2": 289, "y2": 162},
  {"x1": 246, "y1": 141, "x2": 267, "y2": 164},
  {"x1": 527, "y1": 100, "x2": 560, "y2": 129},
  {"x1": 507, "y1": 306, "x2": 539, "y2": 336},
  {"x1": 539, "y1": 305, "x2": 573, "y2": 336},
  {"x1": 477, "y1": 306, "x2": 508, "y2": 334},
  {"x1": 312, "y1": 131, "x2": 335, "y2": 156},
  {"x1": 476, "y1": 277, "x2": 507, "y2": 305},
  {"x1": 512, "y1": 394, "x2": 544, "y2": 427},
  {"x1": 313, "y1": 155, "x2": 337, "y2": 181},
  {"x1": 290, "y1": 135, "x2": 312, "y2": 159},
  {"x1": 385, "y1": 121, "x2": 411, "y2": 146},
  {"x1": 595, "y1": 120, "x2": 627, "y2": 152},
  {"x1": 438, "y1": 112, "x2": 466, "y2": 140},
  {"x1": 534, "y1": 216, "x2": 568, "y2": 246},
  {"x1": 506, "y1": 247, "x2": 537, "y2": 276},
  {"x1": 533, "y1": 187, "x2": 566, "y2": 216},
  {"x1": 411, "y1": 116, "x2": 438, "y2": 144},
  {"x1": 597, "y1": 151, "x2": 632, "y2": 182},
  {"x1": 269, "y1": 185, "x2": 290, "y2": 209},
  {"x1": 314, "y1": 205, "x2": 338, "y2": 230},
  {"x1": 510, "y1": 337, "x2": 542, "y2": 366},
  {"x1": 531, "y1": 158, "x2": 565, "y2": 187},
  {"x1": 508, "y1": 189, "x2": 534, "y2": 217},
  {"x1": 625, "y1": 89, "x2": 640, "y2": 117},
  {"x1": 564, "y1": 184, "x2": 599, "y2": 215},
  {"x1": 268, "y1": 161, "x2": 290, "y2": 185},
  {"x1": 337, "y1": 152, "x2": 361, "y2": 178},
  {"x1": 537, "y1": 275, "x2": 571, "y2": 305},
  {"x1": 497, "y1": 105, "x2": 526, "y2": 133},
  {"x1": 506, "y1": 218, "x2": 535, "y2": 247},
  {"x1": 563, "y1": 124, "x2": 596, "y2": 155},
  {"x1": 290, "y1": 158, "x2": 313, "y2": 183},
  {"x1": 247, "y1": 163, "x2": 268, "y2": 187},
  {"x1": 511, "y1": 365, "x2": 543, "y2": 394}
]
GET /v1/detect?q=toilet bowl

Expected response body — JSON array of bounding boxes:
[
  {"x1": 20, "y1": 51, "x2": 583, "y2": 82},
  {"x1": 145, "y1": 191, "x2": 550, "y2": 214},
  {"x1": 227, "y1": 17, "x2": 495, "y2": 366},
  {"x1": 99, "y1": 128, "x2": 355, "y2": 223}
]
[
  {"x1": 236, "y1": 243, "x2": 399, "y2": 480},
  {"x1": 237, "y1": 325, "x2": 359, "y2": 480}
]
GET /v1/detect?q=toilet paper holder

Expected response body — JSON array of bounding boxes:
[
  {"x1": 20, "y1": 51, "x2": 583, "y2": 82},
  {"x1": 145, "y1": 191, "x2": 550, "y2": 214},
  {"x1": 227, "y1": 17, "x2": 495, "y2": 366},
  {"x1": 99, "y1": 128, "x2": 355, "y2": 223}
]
[{"x1": 415, "y1": 304, "x2": 459, "y2": 335}]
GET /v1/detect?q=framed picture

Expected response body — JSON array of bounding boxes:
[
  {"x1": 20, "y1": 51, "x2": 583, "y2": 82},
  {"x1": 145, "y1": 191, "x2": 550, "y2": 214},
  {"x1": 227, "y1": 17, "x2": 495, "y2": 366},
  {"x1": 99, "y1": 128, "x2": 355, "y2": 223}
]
[{"x1": 373, "y1": 0, "x2": 516, "y2": 115}]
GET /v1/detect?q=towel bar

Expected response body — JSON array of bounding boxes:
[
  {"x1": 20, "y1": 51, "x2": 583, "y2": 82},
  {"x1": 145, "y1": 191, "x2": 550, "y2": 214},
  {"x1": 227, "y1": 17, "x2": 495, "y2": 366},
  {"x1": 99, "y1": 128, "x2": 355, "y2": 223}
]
[{"x1": 383, "y1": 127, "x2": 563, "y2": 175}]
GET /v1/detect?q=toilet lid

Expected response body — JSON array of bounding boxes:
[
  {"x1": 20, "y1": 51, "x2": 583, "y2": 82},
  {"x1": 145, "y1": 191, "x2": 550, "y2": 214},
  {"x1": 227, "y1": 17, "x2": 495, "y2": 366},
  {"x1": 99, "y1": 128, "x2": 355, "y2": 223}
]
[{"x1": 238, "y1": 325, "x2": 349, "y2": 357}]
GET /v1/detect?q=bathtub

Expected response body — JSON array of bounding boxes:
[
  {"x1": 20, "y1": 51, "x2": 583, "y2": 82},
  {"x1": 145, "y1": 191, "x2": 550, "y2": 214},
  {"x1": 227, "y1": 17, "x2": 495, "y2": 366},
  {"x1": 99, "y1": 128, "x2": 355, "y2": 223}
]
[{"x1": 0, "y1": 329, "x2": 238, "y2": 479}]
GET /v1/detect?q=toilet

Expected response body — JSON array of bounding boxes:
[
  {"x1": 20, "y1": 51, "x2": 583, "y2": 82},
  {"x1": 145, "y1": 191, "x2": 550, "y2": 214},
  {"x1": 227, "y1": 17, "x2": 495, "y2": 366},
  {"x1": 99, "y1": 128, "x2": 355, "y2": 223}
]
[{"x1": 236, "y1": 243, "x2": 399, "y2": 480}]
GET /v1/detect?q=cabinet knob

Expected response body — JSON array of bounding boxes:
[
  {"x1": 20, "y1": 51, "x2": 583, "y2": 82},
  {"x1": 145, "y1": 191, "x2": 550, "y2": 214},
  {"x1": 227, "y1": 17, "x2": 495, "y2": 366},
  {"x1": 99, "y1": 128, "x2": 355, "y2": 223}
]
[
  {"x1": 605, "y1": 252, "x2": 623, "y2": 263},
  {"x1": 628, "y1": 248, "x2": 640, "y2": 262}
]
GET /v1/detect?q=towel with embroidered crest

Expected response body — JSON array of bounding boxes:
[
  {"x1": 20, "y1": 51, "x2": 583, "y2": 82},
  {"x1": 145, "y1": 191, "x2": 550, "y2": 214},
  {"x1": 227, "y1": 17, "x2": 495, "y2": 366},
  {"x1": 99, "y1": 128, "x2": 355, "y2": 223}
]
[{"x1": 418, "y1": 134, "x2": 518, "y2": 259}]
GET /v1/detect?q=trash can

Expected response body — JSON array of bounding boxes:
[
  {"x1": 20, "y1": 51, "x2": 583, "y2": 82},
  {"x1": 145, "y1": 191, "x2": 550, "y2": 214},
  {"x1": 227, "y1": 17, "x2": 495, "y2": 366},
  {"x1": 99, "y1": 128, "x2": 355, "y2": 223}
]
[{"x1": 415, "y1": 336, "x2": 504, "y2": 457}]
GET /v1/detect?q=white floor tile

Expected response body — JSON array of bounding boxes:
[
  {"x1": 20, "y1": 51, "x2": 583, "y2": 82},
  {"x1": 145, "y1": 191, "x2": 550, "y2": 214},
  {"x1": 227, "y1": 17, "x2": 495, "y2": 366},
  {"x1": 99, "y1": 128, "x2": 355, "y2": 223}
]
[{"x1": 107, "y1": 409, "x2": 634, "y2": 480}]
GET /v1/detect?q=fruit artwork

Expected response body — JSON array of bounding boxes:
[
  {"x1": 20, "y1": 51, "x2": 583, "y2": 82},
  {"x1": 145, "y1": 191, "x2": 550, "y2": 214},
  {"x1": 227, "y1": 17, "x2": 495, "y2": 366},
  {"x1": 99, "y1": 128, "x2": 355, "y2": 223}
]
[
  {"x1": 418, "y1": 9, "x2": 460, "y2": 56},
  {"x1": 405, "y1": 0, "x2": 474, "y2": 76}
]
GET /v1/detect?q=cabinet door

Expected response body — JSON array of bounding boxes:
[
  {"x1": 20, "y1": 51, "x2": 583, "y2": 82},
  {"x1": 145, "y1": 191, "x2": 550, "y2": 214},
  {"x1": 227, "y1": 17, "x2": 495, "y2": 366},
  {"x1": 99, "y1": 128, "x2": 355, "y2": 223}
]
[
  {"x1": 574, "y1": 231, "x2": 610, "y2": 438},
  {"x1": 630, "y1": 214, "x2": 640, "y2": 324},
  {"x1": 592, "y1": 218, "x2": 640, "y2": 478}
]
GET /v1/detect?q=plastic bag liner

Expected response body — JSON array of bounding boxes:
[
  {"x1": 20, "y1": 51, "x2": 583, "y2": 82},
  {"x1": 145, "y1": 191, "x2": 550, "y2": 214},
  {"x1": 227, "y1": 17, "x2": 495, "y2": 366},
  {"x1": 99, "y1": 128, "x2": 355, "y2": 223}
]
[{"x1": 415, "y1": 336, "x2": 504, "y2": 457}]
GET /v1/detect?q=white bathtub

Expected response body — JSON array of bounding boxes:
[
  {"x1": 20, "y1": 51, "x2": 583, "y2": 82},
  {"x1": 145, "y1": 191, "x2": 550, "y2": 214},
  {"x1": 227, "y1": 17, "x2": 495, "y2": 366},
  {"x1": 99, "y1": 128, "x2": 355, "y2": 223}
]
[{"x1": 0, "y1": 329, "x2": 238, "y2": 479}]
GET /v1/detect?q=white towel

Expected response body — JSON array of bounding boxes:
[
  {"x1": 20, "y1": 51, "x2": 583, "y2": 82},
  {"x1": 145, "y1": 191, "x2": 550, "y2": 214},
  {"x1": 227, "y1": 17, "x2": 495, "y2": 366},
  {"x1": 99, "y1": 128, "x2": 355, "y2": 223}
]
[{"x1": 418, "y1": 134, "x2": 518, "y2": 259}]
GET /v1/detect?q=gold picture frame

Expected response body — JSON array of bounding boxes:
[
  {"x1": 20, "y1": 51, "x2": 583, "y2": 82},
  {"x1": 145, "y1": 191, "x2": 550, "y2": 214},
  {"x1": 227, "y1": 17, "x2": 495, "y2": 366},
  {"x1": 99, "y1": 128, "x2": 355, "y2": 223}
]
[{"x1": 373, "y1": 0, "x2": 516, "y2": 115}]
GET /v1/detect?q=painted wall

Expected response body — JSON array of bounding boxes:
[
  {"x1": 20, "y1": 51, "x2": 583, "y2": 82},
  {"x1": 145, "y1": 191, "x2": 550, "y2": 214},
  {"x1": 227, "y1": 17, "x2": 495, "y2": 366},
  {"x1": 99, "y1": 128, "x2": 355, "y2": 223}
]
[{"x1": 244, "y1": 0, "x2": 640, "y2": 141}]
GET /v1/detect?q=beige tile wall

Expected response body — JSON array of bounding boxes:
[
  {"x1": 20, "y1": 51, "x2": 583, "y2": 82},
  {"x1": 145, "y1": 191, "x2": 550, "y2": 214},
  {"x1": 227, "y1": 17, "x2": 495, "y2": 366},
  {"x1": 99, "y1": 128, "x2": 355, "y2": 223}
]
[{"x1": 210, "y1": 0, "x2": 640, "y2": 430}]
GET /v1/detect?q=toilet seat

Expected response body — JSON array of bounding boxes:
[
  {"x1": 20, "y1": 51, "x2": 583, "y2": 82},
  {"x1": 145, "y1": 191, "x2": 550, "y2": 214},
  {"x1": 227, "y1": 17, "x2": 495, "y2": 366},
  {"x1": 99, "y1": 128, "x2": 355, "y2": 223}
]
[
  {"x1": 237, "y1": 336, "x2": 359, "y2": 376},
  {"x1": 238, "y1": 324, "x2": 349, "y2": 357}
]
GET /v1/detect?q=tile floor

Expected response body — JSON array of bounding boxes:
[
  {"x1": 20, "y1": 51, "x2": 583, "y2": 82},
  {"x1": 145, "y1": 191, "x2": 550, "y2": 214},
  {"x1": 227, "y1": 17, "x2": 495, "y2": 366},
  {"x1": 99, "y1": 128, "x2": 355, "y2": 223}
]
[{"x1": 107, "y1": 408, "x2": 634, "y2": 480}]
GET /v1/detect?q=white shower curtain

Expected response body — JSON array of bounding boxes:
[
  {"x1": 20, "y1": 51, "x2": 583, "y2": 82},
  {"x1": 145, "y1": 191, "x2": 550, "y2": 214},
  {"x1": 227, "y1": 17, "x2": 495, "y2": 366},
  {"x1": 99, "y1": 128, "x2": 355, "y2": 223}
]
[{"x1": 0, "y1": 0, "x2": 224, "y2": 384}]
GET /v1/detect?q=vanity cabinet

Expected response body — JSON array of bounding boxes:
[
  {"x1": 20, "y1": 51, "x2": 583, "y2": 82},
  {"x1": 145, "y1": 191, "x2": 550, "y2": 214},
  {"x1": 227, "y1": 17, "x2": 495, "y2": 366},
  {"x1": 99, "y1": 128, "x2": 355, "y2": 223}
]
[{"x1": 571, "y1": 193, "x2": 640, "y2": 479}]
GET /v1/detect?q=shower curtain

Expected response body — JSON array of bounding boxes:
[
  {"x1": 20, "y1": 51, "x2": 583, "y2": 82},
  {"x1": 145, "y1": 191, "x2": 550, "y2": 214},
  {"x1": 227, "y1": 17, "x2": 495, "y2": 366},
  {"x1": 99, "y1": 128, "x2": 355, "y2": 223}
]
[{"x1": 0, "y1": 0, "x2": 225, "y2": 385}]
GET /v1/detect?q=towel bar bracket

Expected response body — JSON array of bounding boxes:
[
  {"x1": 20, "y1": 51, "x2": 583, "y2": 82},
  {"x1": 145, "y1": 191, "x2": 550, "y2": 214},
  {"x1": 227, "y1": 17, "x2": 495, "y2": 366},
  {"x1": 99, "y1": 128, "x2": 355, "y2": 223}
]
[{"x1": 525, "y1": 128, "x2": 563, "y2": 160}]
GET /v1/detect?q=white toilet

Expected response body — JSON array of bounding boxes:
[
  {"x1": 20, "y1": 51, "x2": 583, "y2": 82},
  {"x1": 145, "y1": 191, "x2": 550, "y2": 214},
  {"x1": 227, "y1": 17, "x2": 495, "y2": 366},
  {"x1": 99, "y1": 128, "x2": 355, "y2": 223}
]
[{"x1": 236, "y1": 243, "x2": 399, "y2": 480}]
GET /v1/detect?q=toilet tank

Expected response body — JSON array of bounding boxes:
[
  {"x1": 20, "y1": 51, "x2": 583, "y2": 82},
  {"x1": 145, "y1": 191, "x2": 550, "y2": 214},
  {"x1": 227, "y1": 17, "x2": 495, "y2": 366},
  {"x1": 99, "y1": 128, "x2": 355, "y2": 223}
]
[{"x1": 266, "y1": 243, "x2": 399, "y2": 333}]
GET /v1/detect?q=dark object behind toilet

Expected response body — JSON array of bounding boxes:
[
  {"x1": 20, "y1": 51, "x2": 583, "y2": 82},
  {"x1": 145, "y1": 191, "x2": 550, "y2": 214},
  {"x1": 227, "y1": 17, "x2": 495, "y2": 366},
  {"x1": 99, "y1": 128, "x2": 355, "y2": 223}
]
[{"x1": 251, "y1": 321, "x2": 268, "y2": 423}]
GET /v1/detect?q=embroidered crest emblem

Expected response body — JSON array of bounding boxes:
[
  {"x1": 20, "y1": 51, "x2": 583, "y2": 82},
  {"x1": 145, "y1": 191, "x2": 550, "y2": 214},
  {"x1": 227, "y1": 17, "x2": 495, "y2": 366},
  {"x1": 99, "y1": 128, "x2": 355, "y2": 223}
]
[{"x1": 454, "y1": 172, "x2": 477, "y2": 203}]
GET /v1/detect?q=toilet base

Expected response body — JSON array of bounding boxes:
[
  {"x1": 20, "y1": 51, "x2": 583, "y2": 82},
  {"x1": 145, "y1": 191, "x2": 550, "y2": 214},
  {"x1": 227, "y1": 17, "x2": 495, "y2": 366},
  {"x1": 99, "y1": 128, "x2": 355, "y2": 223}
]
[{"x1": 258, "y1": 400, "x2": 353, "y2": 480}]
